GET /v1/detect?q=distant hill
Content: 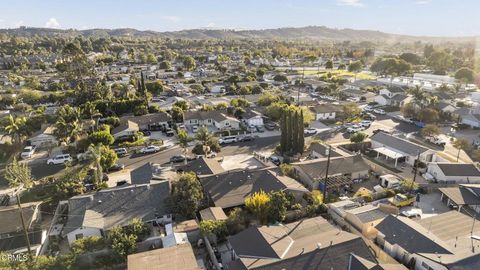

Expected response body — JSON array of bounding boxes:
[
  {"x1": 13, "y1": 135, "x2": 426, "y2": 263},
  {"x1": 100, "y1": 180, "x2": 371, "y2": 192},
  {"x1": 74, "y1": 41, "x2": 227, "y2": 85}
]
[{"x1": 0, "y1": 26, "x2": 474, "y2": 43}]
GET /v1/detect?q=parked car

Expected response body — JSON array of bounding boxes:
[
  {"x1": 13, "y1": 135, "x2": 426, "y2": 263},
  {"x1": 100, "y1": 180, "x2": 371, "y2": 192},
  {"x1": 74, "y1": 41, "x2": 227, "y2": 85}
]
[
  {"x1": 170, "y1": 155, "x2": 186, "y2": 163},
  {"x1": 362, "y1": 112, "x2": 376, "y2": 120},
  {"x1": 219, "y1": 136, "x2": 237, "y2": 145},
  {"x1": 192, "y1": 125, "x2": 198, "y2": 133},
  {"x1": 359, "y1": 120, "x2": 372, "y2": 128},
  {"x1": 114, "y1": 148, "x2": 128, "y2": 157},
  {"x1": 394, "y1": 115, "x2": 414, "y2": 124},
  {"x1": 426, "y1": 136, "x2": 447, "y2": 147},
  {"x1": 256, "y1": 126, "x2": 265, "y2": 133},
  {"x1": 237, "y1": 135, "x2": 255, "y2": 142},
  {"x1": 363, "y1": 105, "x2": 373, "y2": 112},
  {"x1": 373, "y1": 108, "x2": 386, "y2": 115},
  {"x1": 304, "y1": 128, "x2": 317, "y2": 135},
  {"x1": 47, "y1": 154, "x2": 73, "y2": 165},
  {"x1": 139, "y1": 145, "x2": 161, "y2": 154},
  {"x1": 401, "y1": 208, "x2": 422, "y2": 219},
  {"x1": 140, "y1": 129, "x2": 151, "y2": 136},
  {"x1": 165, "y1": 129, "x2": 175, "y2": 137},
  {"x1": 269, "y1": 156, "x2": 281, "y2": 166},
  {"x1": 20, "y1": 146, "x2": 36, "y2": 159},
  {"x1": 264, "y1": 122, "x2": 277, "y2": 131},
  {"x1": 347, "y1": 125, "x2": 364, "y2": 133},
  {"x1": 108, "y1": 163, "x2": 125, "y2": 172}
]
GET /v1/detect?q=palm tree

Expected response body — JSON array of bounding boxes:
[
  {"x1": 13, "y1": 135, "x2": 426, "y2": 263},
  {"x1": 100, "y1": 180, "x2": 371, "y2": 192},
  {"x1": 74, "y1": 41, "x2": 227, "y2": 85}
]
[
  {"x1": 87, "y1": 144, "x2": 103, "y2": 186},
  {"x1": 2, "y1": 115, "x2": 29, "y2": 146},
  {"x1": 408, "y1": 85, "x2": 427, "y2": 107},
  {"x1": 178, "y1": 129, "x2": 191, "y2": 164},
  {"x1": 195, "y1": 127, "x2": 213, "y2": 154}
]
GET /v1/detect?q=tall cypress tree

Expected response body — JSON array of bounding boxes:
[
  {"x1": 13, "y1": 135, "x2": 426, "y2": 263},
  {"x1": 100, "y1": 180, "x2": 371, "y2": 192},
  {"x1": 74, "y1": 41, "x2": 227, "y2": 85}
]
[
  {"x1": 292, "y1": 110, "x2": 299, "y2": 154},
  {"x1": 298, "y1": 110, "x2": 305, "y2": 154},
  {"x1": 280, "y1": 112, "x2": 287, "y2": 153},
  {"x1": 285, "y1": 111, "x2": 292, "y2": 154}
]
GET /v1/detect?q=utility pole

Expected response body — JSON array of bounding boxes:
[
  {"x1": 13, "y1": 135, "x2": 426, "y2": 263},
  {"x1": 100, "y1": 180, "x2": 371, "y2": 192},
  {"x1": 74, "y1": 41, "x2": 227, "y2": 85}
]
[
  {"x1": 323, "y1": 145, "x2": 332, "y2": 201},
  {"x1": 412, "y1": 150, "x2": 420, "y2": 183},
  {"x1": 16, "y1": 193, "x2": 33, "y2": 261}
]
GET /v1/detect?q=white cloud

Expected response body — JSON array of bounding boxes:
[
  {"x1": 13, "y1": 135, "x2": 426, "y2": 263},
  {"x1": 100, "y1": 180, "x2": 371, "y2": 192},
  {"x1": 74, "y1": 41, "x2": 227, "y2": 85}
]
[
  {"x1": 160, "y1": 16, "x2": 181, "y2": 23},
  {"x1": 415, "y1": 0, "x2": 431, "y2": 4},
  {"x1": 14, "y1": 20, "x2": 24, "y2": 28},
  {"x1": 45, "y1": 17, "x2": 60, "y2": 28},
  {"x1": 337, "y1": 0, "x2": 363, "y2": 7}
]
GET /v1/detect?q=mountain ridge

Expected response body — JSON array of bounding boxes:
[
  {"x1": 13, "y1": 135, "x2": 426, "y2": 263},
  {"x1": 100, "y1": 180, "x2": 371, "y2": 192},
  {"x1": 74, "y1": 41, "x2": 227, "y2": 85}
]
[{"x1": 0, "y1": 25, "x2": 475, "y2": 42}]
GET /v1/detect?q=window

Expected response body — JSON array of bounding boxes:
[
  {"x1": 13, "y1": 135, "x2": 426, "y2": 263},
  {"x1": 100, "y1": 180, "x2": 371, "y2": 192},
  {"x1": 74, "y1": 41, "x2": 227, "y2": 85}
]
[
  {"x1": 421, "y1": 262, "x2": 434, "y2": 270},
  {"x1": 75, "y1": 233, "x2": 84, "y2": 240}
]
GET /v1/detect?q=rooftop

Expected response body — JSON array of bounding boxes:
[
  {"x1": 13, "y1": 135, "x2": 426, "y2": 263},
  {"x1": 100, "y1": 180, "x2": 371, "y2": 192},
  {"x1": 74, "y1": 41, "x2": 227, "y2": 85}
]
[
  {"x1": 370, "y1": 132, "x2": 430, "y2": 156},
  {"x1": 127, "y1": 244, "x2": 201, "y2": 270}
]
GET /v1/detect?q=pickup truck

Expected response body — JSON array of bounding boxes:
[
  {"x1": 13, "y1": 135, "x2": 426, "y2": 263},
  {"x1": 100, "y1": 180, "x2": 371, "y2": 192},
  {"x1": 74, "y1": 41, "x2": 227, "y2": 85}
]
[
  {"x1": 425, "y1": 136, "x2": 447, "y2": 147},
  {"x1": 388, "y1": 194, "x2": 415, "y2": 207}
]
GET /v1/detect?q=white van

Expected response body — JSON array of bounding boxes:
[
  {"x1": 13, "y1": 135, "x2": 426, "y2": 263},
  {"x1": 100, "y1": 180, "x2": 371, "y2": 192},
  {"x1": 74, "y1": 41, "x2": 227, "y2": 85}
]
[
  {"x1": 219, "y1": 136, "x2": 237, "y2": 145},
  {"x1": 47, "y1": 154, "x2": 72, "y2": 165},
  {"x1": 380, "y1": 174, "x2": 401, "y2": 189}
]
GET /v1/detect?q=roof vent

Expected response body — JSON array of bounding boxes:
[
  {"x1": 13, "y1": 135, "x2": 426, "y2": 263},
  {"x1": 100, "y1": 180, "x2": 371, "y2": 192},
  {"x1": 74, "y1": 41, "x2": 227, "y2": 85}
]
[
  {"x1": 317, "y1": 243, "x2": 322, "y2": 249},
  {"x1": 98, "y1": 200, "x2": 102, "y2": 203}
]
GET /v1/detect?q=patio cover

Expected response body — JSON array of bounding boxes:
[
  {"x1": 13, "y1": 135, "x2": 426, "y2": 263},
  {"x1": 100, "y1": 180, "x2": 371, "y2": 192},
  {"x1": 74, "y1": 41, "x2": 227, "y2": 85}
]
[{"x1": 373, "y1": 147, "x2": 406, "y2": 159}]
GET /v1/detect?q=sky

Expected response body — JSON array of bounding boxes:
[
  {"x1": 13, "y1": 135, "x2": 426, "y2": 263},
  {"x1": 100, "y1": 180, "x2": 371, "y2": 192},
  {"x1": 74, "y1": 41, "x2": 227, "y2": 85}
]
[{"x1": 0, "y1": 0, "x2": 479, "y2": 37}]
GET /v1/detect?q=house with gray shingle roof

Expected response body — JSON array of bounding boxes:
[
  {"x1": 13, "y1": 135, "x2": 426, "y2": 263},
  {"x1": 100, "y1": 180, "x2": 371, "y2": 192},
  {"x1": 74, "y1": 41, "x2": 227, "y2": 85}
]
[
  {"x1": 62, "y1": 181, "x2": 171, "y2": 245},
  {"x1": 370, "y1": 132, "x2": 437, "y2": 167},
  {"x1": 183, "y1": 110, "x2": 240, "y2": 131},
  {"x1": 426, "y1": 162, "x2": 480, "y2": 184}
]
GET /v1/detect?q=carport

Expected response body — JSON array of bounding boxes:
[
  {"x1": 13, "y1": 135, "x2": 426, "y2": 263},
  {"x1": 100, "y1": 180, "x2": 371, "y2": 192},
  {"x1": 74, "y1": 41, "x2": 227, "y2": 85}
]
[
  {"x1": 439, "y1": 187, "x2": 480, "y2": 212},
  {"x1": 373, "y1": 147, "x2": 406, "y2": 168}
]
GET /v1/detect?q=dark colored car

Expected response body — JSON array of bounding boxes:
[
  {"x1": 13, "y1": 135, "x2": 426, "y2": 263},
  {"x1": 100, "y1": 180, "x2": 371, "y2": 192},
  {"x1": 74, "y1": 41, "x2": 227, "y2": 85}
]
[
  {"x1": 109, "y1": 163, "x2": 125, "y2": 172},
  {"x1": 170, "y1": 155, "x2": 186, "y2": 163},
  {"x1": 140, "y1": 129, "x2": 151, "y2": 136},
  {"x1": 240, "y1": 135, "x2": 255, "y2": 142},
  {"x1": 269, "y1": 156, "x2": 281, "y2": 166},
  {"x1": 264, "y1": 122, "x2": 276, "y2": 131}
]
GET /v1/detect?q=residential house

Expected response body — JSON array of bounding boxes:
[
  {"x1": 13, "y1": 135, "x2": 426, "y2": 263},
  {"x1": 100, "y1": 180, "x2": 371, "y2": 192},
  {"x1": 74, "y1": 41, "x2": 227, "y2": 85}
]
[
  {"x1": 240, "y1": 109, "x2": 264, "y2": 127},
  {"x1": 308, "y1": 143, "x2": 343, "y2": 159},
  {"x1": 176, "y1": 157, "x2": 225, "y2": 176},
  {"x1": 0, "y1": 202, "x2": 46, "y2": 255},
  {"x1": 117, "y1": 112, "x2": 172, "y2": 131},
  {"x1": 208, "y1": 84, "x2": 226, "y2": 94},
  {"x1": 373, "y1": 211, "x2": 480, "y2": 270},
  {"x1": 292, "y1": 155, "x2": 370, "y2": 190},
  {"x1": 426, "y1": 163, "x2": 480, "y2": 184},
  {"x1": 199, "y1": 207, "x2": 228, "y2": 221},
  {"x1": 28, "y1": 125, "x2": 58, "y2": 148},
  {"x1": 370, "y1": 132, "x2": 437, "y2": 167},
  {"x1": 61, "y1": 182, "x2": 171, "y2": 245},
  {"x1": 199, "y1": 168, "x2": 308, "y2": 209},
  {"x1": 183, "y1": 110, "x2": 240, "y2": 131},
  {"x1": 226, "y1": 216, "x2": 377, "y2": 270},
  {"x1": 311, "y1": 103, "x2": 344, "y2": 121},
  {"x1": 127, "y1": 244, "x2": 202, "y2": 270},
  {"x1": 374, "y1": 87, "x2": 407, "y2": 106},
  {"x1": 111, "y1": 119, "x2": 139, "y2": 139},
  {"x1": 438, "y1": 184, "x2": 480, "y2": 213}
]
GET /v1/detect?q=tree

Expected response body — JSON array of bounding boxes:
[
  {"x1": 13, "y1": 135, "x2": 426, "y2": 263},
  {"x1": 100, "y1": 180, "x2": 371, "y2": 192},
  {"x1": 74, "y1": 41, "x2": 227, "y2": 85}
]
[
  {"x1": 71, "y1": 236, "x2": 105, "y2": 255},
  {"x1": 400, "y1": 179, "x2": 419, "y2": 192},
  {"x1": 453, "y1": 138, "x2": 471, "y2": 162},
  {"x1": 421, "y1": 124, "x2": 440, "y2": 137},
  {"x1": 159, "y1": 60, "x2": 172, "y2": 70},
  {"x1": 99, "y1": 145, "x2": 118, "y2": 172},
  {"x1": 408, "y1": 85, "x2": 427, "y2": 107},
  {"x1": 268, "y1": 191, "x2": 289, "y2": 222},
  {"x1": 258, "y1": 92, "x2": 280, "y2": 106},
  {"x1": 146, "y1": 53, "x2": 158, "y2": 64},
  {"x1": 418, "y1": 108, "x2": 439, "y2": 124},
  {"x1": 171, "y1": 172, "x2": 204, "y2": 218},
  {"x1": 401, "y1": 102, "x2": 417, "y2": 118},
  {"x1": 5, "y1": 158, "x2": 34, "y2": 188},
  {"x1": 178, "y1": 129, "x2": 191, "y2": 163},
  {"x1": 53, "y1": 167, "x2": 86, "y2": 201},
  {"x1": 245, "y1": 191, "x2": 271, "y2": 225},
  {"x1": 54, "y1": 105, "x2": 82, "y2": 144},
  {"x1": 1, "y1": 114, "x2": 29, "y2": 146},
  {"x1": 427, "y1": 51, "x2": 452, "y2": 75},
  {"x1": 399, "y1": 52, "x2": 421, "y2": 65},
  {"x1": 171, "y1": 106, "x2": 184, "y2": 123},
  {"x1": 88, "y1": 130, "x2": 114, "y2": 145},
  {"x1": 347, "y1": 61, "x2": 363, "y2": 81},
  {"x1": 109, "y1": 226, "x2": 137, "y2": 259},
  {"x1": 454, "y1": 67, "x2": 475, "y2": 83},
  {"x1": 199, "y1": 220, "x2": 228, "y2": 241},
  {"x1": 124, "y1": 218, "x2": 149, "y2": 240},
  {"x1": 342, "y1": 102, "x2": 361, "y2": 120},
  {"x1": 350, "y1": 132, "x2": 368, "y2": 143},
  {"x1": 273, "y1": 74, "x2": 288, "y2": 82},
  {"x1": 325, "y1": 60, "x2": 333, "y2": 69},
  {"x1": 183, "y1": 56, "x2": 196, "y2": 71}
]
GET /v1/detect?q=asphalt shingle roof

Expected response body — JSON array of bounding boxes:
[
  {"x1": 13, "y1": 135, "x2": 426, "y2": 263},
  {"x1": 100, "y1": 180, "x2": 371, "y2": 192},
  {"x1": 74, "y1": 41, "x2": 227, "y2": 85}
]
[
  {"x1": 437, "y1": 163, "x2": 480, "y2": 177},
  {"x1": 370, "y1": 132, "x2": 429, "y2": 156}
]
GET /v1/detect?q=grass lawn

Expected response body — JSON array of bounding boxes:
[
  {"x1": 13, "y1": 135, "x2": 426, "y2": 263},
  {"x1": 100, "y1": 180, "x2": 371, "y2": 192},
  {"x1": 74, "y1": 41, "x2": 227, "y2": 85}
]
[{"x1": 300, "y1": 69, "x2": 377, "y2": 80}]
